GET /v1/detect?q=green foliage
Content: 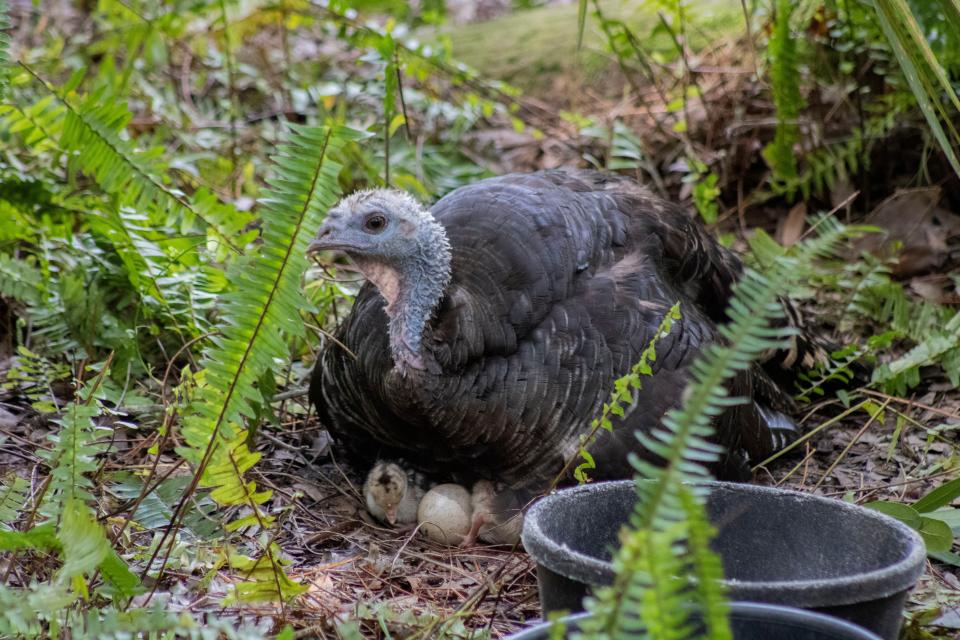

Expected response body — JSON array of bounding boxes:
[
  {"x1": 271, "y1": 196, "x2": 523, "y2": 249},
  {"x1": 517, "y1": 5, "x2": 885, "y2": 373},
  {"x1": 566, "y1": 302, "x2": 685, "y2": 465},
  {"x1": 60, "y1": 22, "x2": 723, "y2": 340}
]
[
  {"x1": 2, "y1": 346, "x2": 71, "y2": 412},
  {"x1": 807, "y1": 247, "x2": 959, "y2": 395},
  {"x1": 0, "y1": 583, "x2": 273, "y2": 639},
  {"x1": 866, "y1": 476, "x2": 960, "y2": 553},
  {"x1": 685, "y1": 158, "x2": 720, "y2": 225},
  {"x1": 0, "y1": 1, "x2": 514, "y2": 630},
  {"x1": 1, "y1": 0, "x2": 957, "y2": 635},
  {"x1": 175, "y1": 123, "x2": 363, "y2": 603},
  {"x1": 0, "y1": 473, "x2": 28, "y2": 528},
  {"x1": 763, "y1": 0, "x2": 804, "y2": 190},
  {"x1": 0, "y1": 365, "x2": 141, "y2": 609},
  {"x1": 872, "y1": 0, "x2": 960, "y2": 178},
  {"x1": 0, "y1": 252, "x2": 41, "y2": 307},
  {"x1": 0, "y1": 0, "x2": 7, "y2": 99},
  {"x1": 579, "y1": 217, "x2": 852, "y2": 640},
  {"x1": 749, "y1": 221, "x2": 959, "y2": 397},
  {"x1": 570, "y1": 302, "x2": 681, "y2": 484},
  {"x1": 873, "y1": 313, "x2": 960, "y2": 394},
  {"x1": 775, "y1": 101, "x2": 903, "y2": 201}
]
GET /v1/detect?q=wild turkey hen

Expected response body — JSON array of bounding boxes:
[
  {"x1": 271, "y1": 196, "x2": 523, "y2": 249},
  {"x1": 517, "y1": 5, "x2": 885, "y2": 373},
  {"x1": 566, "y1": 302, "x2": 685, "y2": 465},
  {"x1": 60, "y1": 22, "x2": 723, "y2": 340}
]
[{"x1": 308, "y1": 171, "x2": 817, "y2": 491}]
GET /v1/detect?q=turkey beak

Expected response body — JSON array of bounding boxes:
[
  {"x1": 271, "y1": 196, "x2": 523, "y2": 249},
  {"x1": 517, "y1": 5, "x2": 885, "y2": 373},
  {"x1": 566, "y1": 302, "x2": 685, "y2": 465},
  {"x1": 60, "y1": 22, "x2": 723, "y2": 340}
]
[
  {"x1": 307, "y1": 219, "x2": 345, "y2": 255},
  {"x1": 385, "y1": 506, "x2": 398, "y2": 525}
]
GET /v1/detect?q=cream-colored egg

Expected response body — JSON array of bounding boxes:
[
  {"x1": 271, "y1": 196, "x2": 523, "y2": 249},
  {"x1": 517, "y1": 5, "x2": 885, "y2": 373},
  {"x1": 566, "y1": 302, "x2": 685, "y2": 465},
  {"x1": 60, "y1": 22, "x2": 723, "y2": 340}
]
[{"x1": 417, "y1": 483, "x2": 472, "y2": 545}]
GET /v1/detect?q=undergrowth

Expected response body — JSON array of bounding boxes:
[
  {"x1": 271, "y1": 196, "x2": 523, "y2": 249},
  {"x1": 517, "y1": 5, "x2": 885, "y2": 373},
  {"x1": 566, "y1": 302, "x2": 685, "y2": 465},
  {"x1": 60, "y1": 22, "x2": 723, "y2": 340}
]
[
  {"x1": 0, "y1": 0, "x2": 957, "y2": 637},
  {"x1": 576, "y1": 217, "x2": 857, "y2": 640}
]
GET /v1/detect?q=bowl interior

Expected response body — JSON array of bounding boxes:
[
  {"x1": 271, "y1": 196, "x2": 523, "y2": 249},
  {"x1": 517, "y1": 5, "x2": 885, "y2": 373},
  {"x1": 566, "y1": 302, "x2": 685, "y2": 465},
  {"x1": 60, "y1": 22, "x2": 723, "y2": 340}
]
[{"x1": 533, "y1": 482, "x2": 919, "y2": 584}]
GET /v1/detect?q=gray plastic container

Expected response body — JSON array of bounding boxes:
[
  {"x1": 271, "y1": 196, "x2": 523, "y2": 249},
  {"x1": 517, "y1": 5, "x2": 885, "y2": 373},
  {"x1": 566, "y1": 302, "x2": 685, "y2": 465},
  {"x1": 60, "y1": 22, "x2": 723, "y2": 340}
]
[
  {"x1": 521, "y1": 481, "x2": 926, "y2": 640},
  {"x1": 507, "y1": 603, "x2": 883, "y2": 640}
]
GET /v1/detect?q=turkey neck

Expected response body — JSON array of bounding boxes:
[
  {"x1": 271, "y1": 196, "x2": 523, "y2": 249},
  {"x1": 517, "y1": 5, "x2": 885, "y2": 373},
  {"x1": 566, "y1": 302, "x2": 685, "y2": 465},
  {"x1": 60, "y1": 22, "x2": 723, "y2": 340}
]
[{"x1": 360, "y1": 214, "x2": 451, "y2": 374}]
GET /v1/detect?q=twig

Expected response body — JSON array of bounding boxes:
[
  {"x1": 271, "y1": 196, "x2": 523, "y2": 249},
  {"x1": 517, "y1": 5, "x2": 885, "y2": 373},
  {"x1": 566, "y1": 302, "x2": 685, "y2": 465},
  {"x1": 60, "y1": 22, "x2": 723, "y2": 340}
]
[{"x1": 812, "y1": 398, "x2": 891, "y2": 491}]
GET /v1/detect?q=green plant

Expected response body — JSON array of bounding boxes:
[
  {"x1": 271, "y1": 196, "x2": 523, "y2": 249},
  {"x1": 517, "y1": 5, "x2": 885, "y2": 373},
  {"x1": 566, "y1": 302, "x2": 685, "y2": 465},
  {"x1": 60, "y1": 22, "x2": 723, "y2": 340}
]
[
  {"x1": 560, "y1": 302, "x2": 681, "y2": 486},
  {"x1": 162, "y1": 123, "x2": 364, "y2": 604},
  {"x1": 872, "y1": 0, "x2": 960, "y2": 178},
  {"x1": 763, "y1": 0, "x2": 805, "y2": 190},
  {"x1": 866, "y1": 476, "x2": 960, "y2": 557},
  {"x1": 577, "y1": 217, "x2": 855, "y2": 639},
  {"x1": 0, "y1": 0, "x2": 7, "y2": 99}
]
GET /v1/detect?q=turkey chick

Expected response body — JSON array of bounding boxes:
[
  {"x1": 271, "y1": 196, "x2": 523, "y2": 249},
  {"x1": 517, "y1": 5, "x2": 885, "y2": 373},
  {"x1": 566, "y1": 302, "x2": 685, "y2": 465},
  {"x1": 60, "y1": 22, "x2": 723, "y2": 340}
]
[
  {"x1": 462, "y1": 480, "x2": 526, "y2": 547},
  {"x1": 363, "y1": 461, "x2": 425, "y2": 526},
  {"x1": 417, "y1": 483, "x2": 472, "y2": 545}
]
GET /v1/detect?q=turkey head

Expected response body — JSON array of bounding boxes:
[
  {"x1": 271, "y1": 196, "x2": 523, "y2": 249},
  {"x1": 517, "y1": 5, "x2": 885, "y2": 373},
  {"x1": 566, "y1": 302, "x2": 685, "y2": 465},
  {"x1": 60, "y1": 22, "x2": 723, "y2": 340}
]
[{"x1": 308, "y1": 189, "x2": 451, "y2": 373}]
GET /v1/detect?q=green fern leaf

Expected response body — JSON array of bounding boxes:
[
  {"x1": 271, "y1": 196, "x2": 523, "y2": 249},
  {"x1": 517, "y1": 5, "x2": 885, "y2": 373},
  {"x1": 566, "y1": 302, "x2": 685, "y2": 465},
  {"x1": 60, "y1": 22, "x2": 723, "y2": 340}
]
[
  {"x1": 40, "y1": 400, "x2": 105, "y2": 516},
  {"x1": 872, "y1": 0, "x2": 960, "y2": 178},
  {"x1": 57, "y1": 497, "x2": 112, "y2": 588},
  {"x1": 0, "y1": 521, "x2": 58, "y2": 552},
  {"x1": 175, "y1": 123, "x2": 363, "y2": 603},
  {"x1": 0, "y1": 254, "x2": 42, "y2": 306},
  {"x1": 0, "y1": 0, "x2": 9, "y2": 100},
  {"x1": 98, "y1": 549, "x2": 141, "y2": 599},
  {"x1": 0, "y1": 473, "x2": 29, "y2": 529},
  {"x1": 680, "y1": 488, "x2": 732, "y2": 640},
  {"x1": 14, "y1": 68, "x2": 250, "y2": 255},
  {"x1": 873, "y1": 313, "x2": 960, "y2": 394},
  {"x1": 0, "y1": 583, "x2": 75, "y2": 638},
  {"x1": 580, "y1": 217, "x2": 853, "y2": 640},
  {"x1": 571, "y1": 303, "x2": 681, "y2": 484},
  {"x1": 763, "y1": 0, "x2": 804, "y2": 190}
]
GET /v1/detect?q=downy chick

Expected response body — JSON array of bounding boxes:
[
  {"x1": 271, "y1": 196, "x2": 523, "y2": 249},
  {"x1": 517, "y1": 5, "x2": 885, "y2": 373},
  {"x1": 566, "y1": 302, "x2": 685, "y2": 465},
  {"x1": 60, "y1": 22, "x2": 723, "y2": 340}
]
[
  {"x1": 363, "y1": 461, "x2": 426, "y2": 526},
  {"x1": 462, "y1": 480, "x2": 526, "y2": 547}
]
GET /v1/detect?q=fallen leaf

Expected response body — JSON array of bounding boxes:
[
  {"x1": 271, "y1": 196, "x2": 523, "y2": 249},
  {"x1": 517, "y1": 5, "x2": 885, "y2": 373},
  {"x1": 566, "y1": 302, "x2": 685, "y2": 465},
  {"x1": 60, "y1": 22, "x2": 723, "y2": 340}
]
[{"x1": 778, "y1": 202, "x2": 806, "y2": 246}]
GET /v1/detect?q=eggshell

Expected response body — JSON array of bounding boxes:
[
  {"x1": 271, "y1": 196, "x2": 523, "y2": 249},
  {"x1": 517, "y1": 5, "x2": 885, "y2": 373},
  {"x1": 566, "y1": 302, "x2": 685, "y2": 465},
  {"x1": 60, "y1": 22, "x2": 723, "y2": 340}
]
[{"x1": 417, "y1": 483, "x2": 472, "y2": 545}]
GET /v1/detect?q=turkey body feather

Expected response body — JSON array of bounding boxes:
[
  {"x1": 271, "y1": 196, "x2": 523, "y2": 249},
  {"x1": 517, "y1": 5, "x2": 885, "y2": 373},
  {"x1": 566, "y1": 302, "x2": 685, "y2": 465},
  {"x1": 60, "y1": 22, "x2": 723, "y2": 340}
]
[{"x1": 310, "y1": 171, "x2": 799, "y2": 490}]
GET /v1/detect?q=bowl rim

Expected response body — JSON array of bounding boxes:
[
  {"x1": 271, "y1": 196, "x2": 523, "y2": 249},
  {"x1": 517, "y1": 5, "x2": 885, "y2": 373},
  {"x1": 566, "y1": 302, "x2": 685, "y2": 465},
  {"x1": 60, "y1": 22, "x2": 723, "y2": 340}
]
[
  {"x1": 521, "y1": 480, "x2": 928, "y2": 607},
  {"x1": 507, "y1": 602, "x2": 884, "y2": 640}
]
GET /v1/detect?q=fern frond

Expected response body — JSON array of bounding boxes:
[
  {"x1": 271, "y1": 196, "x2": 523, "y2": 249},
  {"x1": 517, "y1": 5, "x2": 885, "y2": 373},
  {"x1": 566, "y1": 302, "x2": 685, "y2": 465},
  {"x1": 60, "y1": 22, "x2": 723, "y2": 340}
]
[
  {"x1": 175, "y1": 123, "x2": 363, "y2": 603},
  {"x1": 11, "y1": 360, "x2": 142, "y2": 599},
  {"x1": 564, "y1": 302, "x2": 681, "y2": 485},
  {"x1": 637, "y1": 525, "x2": 693, "y2": 640},
  {"x1": 872, "y1": 0, "x2": 960, "y2": 178},
  {"x1": 87, "y1": 207, "x2": 201, "y2": 340},
  {"x1": 0, "y1": 583, "x2": 75, "y2": 638},
  {"x1": 40, "y1": 398, "x2": 106, "y2": 517},
  {"x1": 679, "y1": 488, "x2": 731, "y2": 640},
  {"x1": 874, "y1": 313, "x2": 960, "y2": 394},
  {"x1": 15, "y1": 65, "x2": 249, "y2": 255},
  {"x1": 0, "y1": 521, "x2": 58, "y2": 552},
  {"x1": 0, "y1": 94, "x2": 66, "y2": 152},
  {"x1": 57, "y1": 497, "x2": 113, "y2": 588},
  {"x1": 0, "y1": 582, "x2": 268, "y2": 639},
  {"x1": 580, "y1": 216, "x2": 853, "y2": 640},
  {"x1": 59, "y1": 509, "x2": 140, "y2": 600},
  {"x1": 0, "y1": 474, "x2": 29, "y2": 529},
  {"x1": 0, "y1": 0, "x2": 9, "y2": 100},
  {"x1": 763, "y1": 0, "x2": 804, "y2": 189},
  {"x1": 0, "y1": 253, "x2": 43, "y2": 306}
]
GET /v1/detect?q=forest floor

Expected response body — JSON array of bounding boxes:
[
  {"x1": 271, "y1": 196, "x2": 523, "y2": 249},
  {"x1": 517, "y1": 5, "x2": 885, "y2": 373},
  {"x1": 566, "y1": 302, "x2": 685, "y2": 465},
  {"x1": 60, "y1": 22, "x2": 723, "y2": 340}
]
[
  {"x1": 212, "y1": 19, "x2": 960, "y2": 637},
  {"x1": 1, "y1": 0, "x2": 959, "y2": 638}
]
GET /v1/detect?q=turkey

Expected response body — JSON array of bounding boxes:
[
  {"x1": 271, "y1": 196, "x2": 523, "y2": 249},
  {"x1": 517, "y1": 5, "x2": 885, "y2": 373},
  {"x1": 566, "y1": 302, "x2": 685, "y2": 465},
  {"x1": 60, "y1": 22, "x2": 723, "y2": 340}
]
[
  {"x1": 308, "y1": 170, "x2": 818, "y2": 493},
  {"x1": 363, "y1": 460, "x2": 430, "y2": 526}
]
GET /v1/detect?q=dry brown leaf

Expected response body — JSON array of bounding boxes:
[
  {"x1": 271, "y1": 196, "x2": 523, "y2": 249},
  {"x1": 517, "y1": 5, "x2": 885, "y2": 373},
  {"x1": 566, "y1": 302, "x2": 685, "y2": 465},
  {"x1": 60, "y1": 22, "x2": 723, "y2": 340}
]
[{"x1": 778, "y1": 201, "x2": 806, "y2": 246}]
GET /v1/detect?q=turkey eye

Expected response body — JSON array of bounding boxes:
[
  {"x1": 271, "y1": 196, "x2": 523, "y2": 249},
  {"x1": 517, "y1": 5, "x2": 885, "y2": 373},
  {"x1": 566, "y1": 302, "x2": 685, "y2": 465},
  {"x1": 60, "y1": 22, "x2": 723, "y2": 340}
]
[{"x1": 364, "y1": 214, "x2": 387, "y2": 233}]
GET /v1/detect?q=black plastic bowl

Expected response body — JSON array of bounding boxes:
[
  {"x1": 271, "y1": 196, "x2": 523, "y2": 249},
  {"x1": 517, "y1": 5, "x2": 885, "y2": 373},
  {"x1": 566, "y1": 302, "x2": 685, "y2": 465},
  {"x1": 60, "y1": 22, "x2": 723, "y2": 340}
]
[
  {"x1": 521, "y1": 481, "x2": 926, "y2": 640},
  {"x1": 507, "y1": 602, "x2": 883, "y2": 640}
]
